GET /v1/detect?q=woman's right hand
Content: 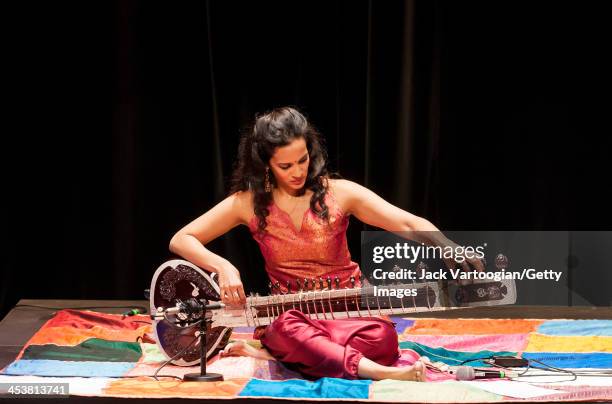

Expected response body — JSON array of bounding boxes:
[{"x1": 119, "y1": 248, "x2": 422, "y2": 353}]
[{"x1": 216, "y1": 263, "x2": 247, "y2": 306}]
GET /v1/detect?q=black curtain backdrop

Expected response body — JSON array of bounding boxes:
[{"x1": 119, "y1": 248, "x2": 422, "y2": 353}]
[{"x1": 3, "y1": 1, "x2": 611, "y2": 319}]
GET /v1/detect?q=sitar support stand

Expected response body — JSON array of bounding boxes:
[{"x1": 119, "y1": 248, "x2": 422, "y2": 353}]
[{"x1": 183, "y1": 317, "x2": 223, "y2": 382}]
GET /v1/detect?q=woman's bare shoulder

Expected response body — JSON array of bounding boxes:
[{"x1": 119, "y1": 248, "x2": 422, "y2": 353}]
[
  {"x1": 228, "y1": 190, "x2": 255, "y2": 225},
  {"x1": 328, "y1": 178, "x2": 361, "y2": 194},
  {"x1": 327, "y1": 178, "x2": 361, "y2": 214}
]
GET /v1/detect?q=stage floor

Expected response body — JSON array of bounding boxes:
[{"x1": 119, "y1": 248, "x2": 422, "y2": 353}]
[{"x1": 1, "y1": 300, "x2": 610, "y2": 403}]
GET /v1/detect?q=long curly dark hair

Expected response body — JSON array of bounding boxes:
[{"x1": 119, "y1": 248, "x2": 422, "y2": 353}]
[{"x1": 229, "y1": 107, "x2": 330, "y2": 233}]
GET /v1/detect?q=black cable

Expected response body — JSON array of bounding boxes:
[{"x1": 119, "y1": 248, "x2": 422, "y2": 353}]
[
  {"x1": 530, "y1": 362, "x2": 612, "y2": 378},
  {"x1": 565, "y1": 369, "x2": 612, "y2": 376},
  {"x1": 14, "y1": 304, "x2": 149, "y2": 314},
  {"x1": 153, "y1": 334, "x2": 200, "y2": 381},
  {"x1": 510, "y1": 373, "x2": 576, "y2": 383},
  {"x1": 479, "y1": 358, "x2": 577, "y2": 383},
  {"x1": 459, "y1": 356, "x2": 494, "y2": 366},
  {"x1": 128, "y1": 374, "x2": 183, "y2": 381},
  {"x1": 444, "y1": 355, "x2": 612, "y2": 381},
  {"x1": 479, "y1": 357, "x2": 612, "y2": 382},
  {"x1": 517, "y1": 362, "x2": 531, "y2": 377},
  {"x1": 482, "y1": 359, "x2": 532, "y2": 377},
  {"x1": 517, "y1": 359, "x2": 577, "y2": 382},
  {"x1": 0, "y1": 372, "x2": 183, "y2": 381}
]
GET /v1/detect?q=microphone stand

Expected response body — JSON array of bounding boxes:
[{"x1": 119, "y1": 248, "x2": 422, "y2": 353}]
[
  {"x1": 152, "y1": 299, "x2": 224, "y2": 382},
  {"x1": 183, "y1": 305, "x2": 223, "y2": 382}
]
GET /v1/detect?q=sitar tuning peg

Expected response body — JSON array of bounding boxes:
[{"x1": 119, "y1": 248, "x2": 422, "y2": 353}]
[
  {"x1": 334, "y1": 276, "x2": 340, "y2": 290},
  {"x1": 286, "y1": 280, "x2": 291, "y2": 293},
  {"x1": 495, "y1": 254, "x2": 508, "y2": 270},
  {"x1": 416, "y1": 261, "x2": 429, "y2": 273},
  {"x1": 311, "y1": 278, "x2": 316, "y2": 290},
  {"x1": 268, "y1": 282, "x2": 273, "y2": 292},
  {"x1": 296, "y1": 279, "x2": 302, "y2": 291},
  {"x1": 350, "y1": 276, "x2": 356, "y2": 288},
  {"x1": 319, "y1": 277, "x2": 324, "y2": 290},
  {"x1": 326, "y1": 276, "x2": 332, "y2": 290}
]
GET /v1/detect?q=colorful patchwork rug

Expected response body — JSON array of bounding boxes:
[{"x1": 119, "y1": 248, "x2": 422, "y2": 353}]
[{"x1": 1, "y1": 309, "x2": 612, "y2": 402}]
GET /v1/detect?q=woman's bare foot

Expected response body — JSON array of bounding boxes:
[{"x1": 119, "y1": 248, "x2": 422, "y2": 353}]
[
  {"x1": 358, "y1": 356, "x2": 428, "y2": 381},
  {"x1": 390, "y1": 360, "x2": 427, "y2": 381},
  {"x1": 219, "y1": 340, "x2": 276, "y2": 361}
]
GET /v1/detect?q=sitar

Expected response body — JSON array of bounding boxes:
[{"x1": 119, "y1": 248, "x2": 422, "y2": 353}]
[{"x1": 149, "y1": 259, "x2": 516, "y2": 365}]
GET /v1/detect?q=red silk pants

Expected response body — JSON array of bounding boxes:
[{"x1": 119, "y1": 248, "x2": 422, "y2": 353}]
[{"x1": 260, "y1": 309, "x2": 400, "y2": 379}]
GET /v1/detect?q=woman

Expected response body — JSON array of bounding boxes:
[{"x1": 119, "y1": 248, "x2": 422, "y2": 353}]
[{"x1": 169, "y1": 107, "x2": 478, "y2": 381}]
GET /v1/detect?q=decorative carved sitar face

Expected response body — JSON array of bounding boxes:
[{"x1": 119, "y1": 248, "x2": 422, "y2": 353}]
[
  {"x1": 190, "y1": 282, "x2": 200, "y2": 297},
  {"x1": 150, "y1": 260, "x2": 227, "y2": 366}
]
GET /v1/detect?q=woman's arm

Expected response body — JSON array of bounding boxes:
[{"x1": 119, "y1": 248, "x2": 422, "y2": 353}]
[
  {"x1": 169, "y1": 192, "x2": 250, "y2": 305},
  {"x1": 331, "y1": 179, "x2": 483, "y2": 271},
  {"x1": 332, "y1": 179, "x2": 435, "y2": 232}
]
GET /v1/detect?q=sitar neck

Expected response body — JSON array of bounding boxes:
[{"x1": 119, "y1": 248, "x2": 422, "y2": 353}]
[{"x1": 238, "y1": 279, "x2": 512, "y2": 327}]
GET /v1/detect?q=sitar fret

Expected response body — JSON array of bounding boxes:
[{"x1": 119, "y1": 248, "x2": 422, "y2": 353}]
[
  {"x1": 244, "y1": 282, "x2": 440, "y2": 326},
  {"x1": 210, "y1": 279, "x2": 516, "y2": 328}
]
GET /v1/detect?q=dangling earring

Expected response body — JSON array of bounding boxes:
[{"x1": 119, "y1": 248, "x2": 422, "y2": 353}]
[{"x1": 264, "y1": 167, "x2": 271, "y2": 192}]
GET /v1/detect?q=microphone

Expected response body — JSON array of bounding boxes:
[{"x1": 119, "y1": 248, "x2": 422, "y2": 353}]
[
  {"x1": 152, "y1": 298, "x2": 225, "y2": 321},
  {"x1": 451, "y1": 366, "x2": 517, "y2": 380}
]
